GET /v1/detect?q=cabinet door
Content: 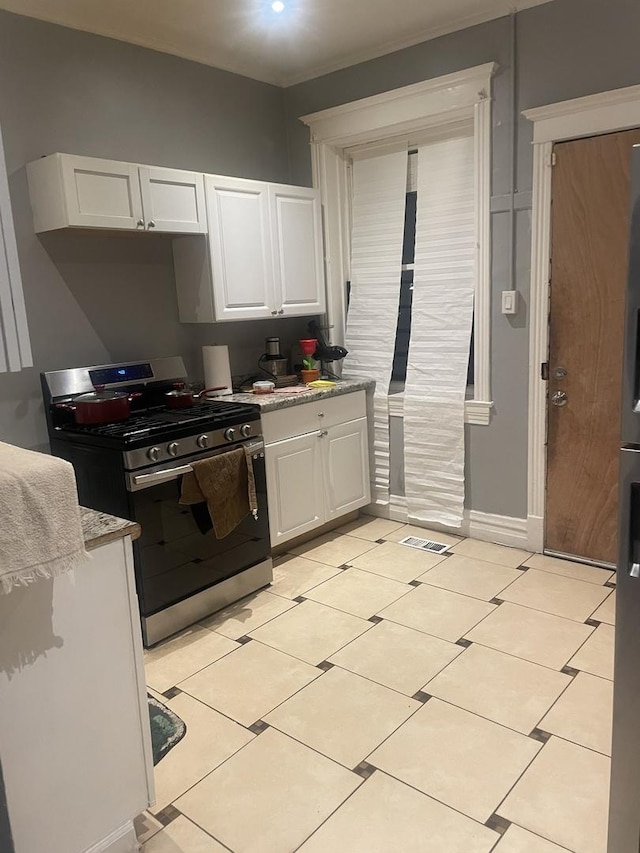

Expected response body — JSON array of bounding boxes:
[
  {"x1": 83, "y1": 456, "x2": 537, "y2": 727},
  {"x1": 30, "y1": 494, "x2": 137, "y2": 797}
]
[
  {"x1": 206, "y1": 175, "x2": 275, "y2": 321},
  {"x1": 324, "y1": 418, "x2": 371, "y2": 520},
  {"x1": 60, "y1": 155, "x2": 143, "y2": 230},
  {"x1": 139, "y1": 166, "x2": 206, "y2": 234},
  {"x1": 265, "y1": 432, "x2": 325, "y2": 546},
  {"x1": 269, "y1": 185, "x2": 326, "y2": 317}
]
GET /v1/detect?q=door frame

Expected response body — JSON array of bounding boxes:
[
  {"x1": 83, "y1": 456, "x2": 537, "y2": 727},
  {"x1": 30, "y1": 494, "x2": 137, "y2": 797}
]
[{"x1": 524, "y1": 83, "x2": 640, "y2": 552}]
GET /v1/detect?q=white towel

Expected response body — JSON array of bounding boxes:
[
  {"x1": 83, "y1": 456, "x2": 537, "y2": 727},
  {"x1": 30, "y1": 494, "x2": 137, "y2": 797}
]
[{"x1": 0, "y1": 442, "x2": 88, "y2": 593}]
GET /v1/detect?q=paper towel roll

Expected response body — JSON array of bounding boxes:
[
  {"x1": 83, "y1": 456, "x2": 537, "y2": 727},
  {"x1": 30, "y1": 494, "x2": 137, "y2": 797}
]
[{"x1": 203, "y1": 345, "x2": 232, "y2": 396}]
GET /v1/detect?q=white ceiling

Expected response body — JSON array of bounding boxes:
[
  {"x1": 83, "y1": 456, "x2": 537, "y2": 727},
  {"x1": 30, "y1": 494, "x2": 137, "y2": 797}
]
[{"x1": 0, "y1": 0, "x2": 554, "y2": 87}]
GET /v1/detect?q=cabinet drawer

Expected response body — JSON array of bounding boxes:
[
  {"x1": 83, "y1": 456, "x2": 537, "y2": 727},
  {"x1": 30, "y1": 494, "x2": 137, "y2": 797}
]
[{"x1": 262, "y1": 391, "x2": 366, "y2": 444}]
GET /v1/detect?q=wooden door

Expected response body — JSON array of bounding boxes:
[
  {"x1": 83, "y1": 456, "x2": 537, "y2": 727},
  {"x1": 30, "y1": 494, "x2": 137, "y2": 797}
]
[
  {"x1": 546, "y1": 128, "x2": 640, "y2": 564},
  {"x1": 269, "y1": 184, "x2": 326, "y2": 317},
  {"x1": 205, "y1": 174, "x2": 276, "y2": 320},
  {"x1": 60, "y1": 154, "x2": 143, "y2": 230},
  {"x1": 138, "y1": 166, "x2": 206, "y2": 233},
  {"x1": 265, "y1": 431, "x2": 325, "y2": 546}
]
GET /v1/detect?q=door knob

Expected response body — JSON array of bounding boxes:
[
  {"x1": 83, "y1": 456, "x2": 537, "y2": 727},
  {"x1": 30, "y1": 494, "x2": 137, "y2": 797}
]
[{"x1": 551, "y1": 390, "x2": 568, "y2": 407}]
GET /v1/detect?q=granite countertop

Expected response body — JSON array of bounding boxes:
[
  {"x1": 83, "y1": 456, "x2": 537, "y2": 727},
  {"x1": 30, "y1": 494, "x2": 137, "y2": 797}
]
[
  {"x1": 226, "y1": 378, "x2": 375, "y2": 413},
  {"x1": 80, "y1": 507, "x2": 141, "y2": 552}
]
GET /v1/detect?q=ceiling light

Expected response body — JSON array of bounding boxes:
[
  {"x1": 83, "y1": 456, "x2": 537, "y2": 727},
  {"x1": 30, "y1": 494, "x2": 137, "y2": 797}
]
[{"x1": 271, "y1": 1, "x2": 285, "y2": 12}]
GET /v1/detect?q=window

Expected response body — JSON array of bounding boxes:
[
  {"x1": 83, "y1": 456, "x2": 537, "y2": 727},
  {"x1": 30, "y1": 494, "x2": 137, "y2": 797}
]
[{"x1": 302, "y1": 63, "x2": 495, "y2": 424}]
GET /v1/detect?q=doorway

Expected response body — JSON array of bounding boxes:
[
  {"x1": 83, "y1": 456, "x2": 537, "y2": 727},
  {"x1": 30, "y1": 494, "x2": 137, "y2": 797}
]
[{"x1": 545, "y1": 128, "x2": 640, "y2": 565}]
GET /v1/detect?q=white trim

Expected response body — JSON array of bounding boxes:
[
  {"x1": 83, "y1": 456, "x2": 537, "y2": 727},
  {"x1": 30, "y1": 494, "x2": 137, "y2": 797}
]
[
  {"x1": 526, "y1": 141, "x2": 552, "y2": 553},
  {"x1": 523, "y1": 84, "x2": 640, "y2": 144},
  {"x1": 301, "y1": 64, "x2": 496, "y2": 421},
  {"x1": 302, "y1": 64, "x2": 497, "y2": 146},
  {"x1": 81, "y1": 820, "x2": 138, "y2": 853},
  {"x1": 363, "y1": 502, "x2": 529, "y2": 548},
  {"x1": 524, "y1": 82, "x2": 640, "y2": 555}
]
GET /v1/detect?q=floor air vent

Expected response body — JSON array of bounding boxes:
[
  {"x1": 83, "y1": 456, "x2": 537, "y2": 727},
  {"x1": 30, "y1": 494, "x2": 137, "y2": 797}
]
[{"x1": 398, "y1": 536, "x2": 450, "y2": 554}]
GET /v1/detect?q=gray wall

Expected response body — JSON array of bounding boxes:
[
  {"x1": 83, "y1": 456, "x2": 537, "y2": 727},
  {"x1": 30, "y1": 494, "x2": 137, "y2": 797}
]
[
  {"x1": 0, "y1": 9, "x2": 307, "y2": 450},
  {"x1": 283, "y1": 0, "x2": 640, "y2": 518}
]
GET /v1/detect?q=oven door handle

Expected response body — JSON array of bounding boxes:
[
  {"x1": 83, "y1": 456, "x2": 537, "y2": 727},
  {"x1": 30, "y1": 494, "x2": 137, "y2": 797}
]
[
  {"x1": 132, "y1": 464, "x2": 193, "y2": 488},
  {"x1": 129, "y1": 440, "x2": 265, "y2": 491}
]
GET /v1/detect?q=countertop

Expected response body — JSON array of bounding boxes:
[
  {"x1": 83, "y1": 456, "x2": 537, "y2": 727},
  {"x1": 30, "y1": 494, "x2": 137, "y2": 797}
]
[
  {"x1": 226, "y1": 378, "x2": 375, "y2": 413},
  {"x1": 80, "y1": 507, "x2": 141, "y2": 552}
]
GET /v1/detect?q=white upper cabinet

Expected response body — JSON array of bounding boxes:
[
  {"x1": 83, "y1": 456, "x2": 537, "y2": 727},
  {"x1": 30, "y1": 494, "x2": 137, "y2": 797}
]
[
  {"x1": 174, "y1": 178, "x2": 326, "y2": 323},
  {"x1": 206, "y1": 175, "x2": 275, "y2": 321},
  {"x1": 270, "y1": 185, "x2": 325, "y2": 316},
  {"x1": 27, "y1": 153, "x2": 206, "y2": 234},
  {"x1": 139, "y1": 166, "x2": 206, "y2": 234}
]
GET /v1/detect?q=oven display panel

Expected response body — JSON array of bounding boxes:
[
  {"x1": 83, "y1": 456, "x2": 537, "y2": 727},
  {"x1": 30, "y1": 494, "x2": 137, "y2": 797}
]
[{"x1": 89, "y1": 363, "x2": 154, "y2": 386}]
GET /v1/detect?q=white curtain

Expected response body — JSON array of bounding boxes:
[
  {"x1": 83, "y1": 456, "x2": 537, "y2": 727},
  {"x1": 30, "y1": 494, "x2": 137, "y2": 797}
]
[
  {"x1": 403, "y1": 132, "x2": 476, "y2": 526},
  {"x1": 343, "y1": 148, "x2": 407, "y2": 505}
]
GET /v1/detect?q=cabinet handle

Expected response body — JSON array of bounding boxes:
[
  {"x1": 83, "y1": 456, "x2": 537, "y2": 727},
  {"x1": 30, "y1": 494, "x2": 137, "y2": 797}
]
[
  {"x1": 271, "y1": 309, "x2": 278, "y2": 315},
  {"x1": 148, "y1": 220, "x2": 156, "y2": 228},
  {"x1": 136, "y1": 219, "x2": 145, "y2": 228},
  {"x1": 318, "y1": 430, "x2": 328, "y2": 437},
  {"x1": 278, "y1": 308, "x2": 284, "y2": 315},
  {"x1": 318, "y1": 412, "x2": 324, "y2": 418}
]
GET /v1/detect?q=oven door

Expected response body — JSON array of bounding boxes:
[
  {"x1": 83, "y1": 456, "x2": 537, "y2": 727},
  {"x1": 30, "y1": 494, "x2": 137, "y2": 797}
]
[{"x1": 126, "y1": 440, "x2": 270, "y2": 637}]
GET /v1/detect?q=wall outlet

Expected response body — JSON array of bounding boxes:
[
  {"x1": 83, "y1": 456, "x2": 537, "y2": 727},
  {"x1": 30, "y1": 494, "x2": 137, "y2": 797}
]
[{"x1": 501, "y1": 290, "x2": 519, "y2": 315}]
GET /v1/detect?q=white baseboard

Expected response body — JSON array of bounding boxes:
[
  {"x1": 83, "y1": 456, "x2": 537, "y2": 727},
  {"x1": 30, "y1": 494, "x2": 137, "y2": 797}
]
[
  {"x1": 363, "y1": 500, "x2": 531, "y2": 550},
  {"x1": 82, "y1": 821, "x2": 139, "y2": 853}
]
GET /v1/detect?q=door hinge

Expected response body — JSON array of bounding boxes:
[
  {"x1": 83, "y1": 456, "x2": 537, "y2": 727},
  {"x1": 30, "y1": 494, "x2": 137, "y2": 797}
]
[
  {"x1": 551, "y1": 151, "x2": 557, "y2": 166},
  {"x1": 541, "y1": 362, "x2": 549, "y2": 381}
]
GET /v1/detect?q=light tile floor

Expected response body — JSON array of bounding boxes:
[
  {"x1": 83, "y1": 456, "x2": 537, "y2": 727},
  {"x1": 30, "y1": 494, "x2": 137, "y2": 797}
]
[{"x1": 140, "y1": 516, "x2": 616, "y2": 852}]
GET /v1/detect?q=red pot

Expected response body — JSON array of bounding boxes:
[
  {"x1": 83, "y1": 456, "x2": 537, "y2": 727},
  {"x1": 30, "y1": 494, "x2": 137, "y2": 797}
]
[
  {"x1": 164, "y1": 383, "x2": 228, "y2": 409},
  {"x1": 56, "y1": 387, "x2": 140, "y2": 425}
]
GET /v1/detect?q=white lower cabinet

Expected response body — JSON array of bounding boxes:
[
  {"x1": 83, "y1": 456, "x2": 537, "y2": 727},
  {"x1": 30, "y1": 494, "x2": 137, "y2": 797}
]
[
  {"x1": 266, "y1": 431, "x2": 325, "y2": 545},
  {"x1": 325, "y1": 418, "x2": 369, "y2": 520},
  {"x1": 264, "y1": 393, "x2": 371, "y2": 547}
]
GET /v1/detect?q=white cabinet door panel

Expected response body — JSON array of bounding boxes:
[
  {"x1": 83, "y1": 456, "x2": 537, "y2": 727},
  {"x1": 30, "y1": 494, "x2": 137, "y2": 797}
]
[
  {"x1": 207, "y1": 175, "x2": 275, "y2": 320},
  {"x1": 139, "y1": 167, "x2": 206, "y2": 233},
  {"x1": 324, "y1": 418, "x2": 370, "y2": 519},
  {"x1": 61, "y1": 155, "x2": 143, "y2": 230},
  {"x1": 266, "y1": 432, "x2": 324, "y2": 547},
  {"x1": 270, "y1": 185, "x2": 325, "y2": 316}
]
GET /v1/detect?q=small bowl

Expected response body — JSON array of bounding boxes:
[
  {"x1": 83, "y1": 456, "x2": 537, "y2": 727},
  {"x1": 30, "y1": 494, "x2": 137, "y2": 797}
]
[{"x1": 253, "y1": 380, "x2": 275, "y2": 395}]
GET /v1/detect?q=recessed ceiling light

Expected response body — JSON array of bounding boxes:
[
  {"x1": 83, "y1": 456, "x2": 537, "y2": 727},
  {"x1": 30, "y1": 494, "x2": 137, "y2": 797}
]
[{"x1": 271, "y1": 1, "x2": 285, "y2": 12}]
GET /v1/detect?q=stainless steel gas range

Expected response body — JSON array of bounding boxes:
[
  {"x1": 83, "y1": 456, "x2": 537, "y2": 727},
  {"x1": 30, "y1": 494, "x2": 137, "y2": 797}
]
[{"x1": 41, "y1": 356, "x2": 272, "y2": 646}]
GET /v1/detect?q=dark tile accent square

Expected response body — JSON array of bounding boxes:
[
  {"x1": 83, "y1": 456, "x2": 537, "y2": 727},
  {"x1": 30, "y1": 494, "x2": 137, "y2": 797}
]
[
  {"x1": 161, "y1": 686, "x2": 182, "y2": 700},
  {"x1": 368, "y1": 615, "x2": 383, "y2": 624},
  {"x1": 515, "y1": 564, "x2": 529, "y2": 571},
  {"x1": 156, "y1": 804, "x2": 181, "y2": 827},
  {"x1": 411, "y1": 690, "x2": 431, "y2": 704},
  {"x1": 529, "y1": 727, "x2": 551, "y2": 744},
  {"x1": 293, "y1": 596, "x2": 307, "y2": 603},
  {"x1": 353, "y1": 761, "x2": 377, "y2": 780},
  {"x1": 605, "y1": 580, "x2": 616, "y2": 588},
  {"x1": 317, "y1": 661, "x2": 334, "y2": 672},
  {"x1": 338, "y1": 563, "x2": 351, "y2": 570},
  {"x1": 409, "y1": 579, "x2": 422, "y2": 587},
  {"x1": 489, "y1": 597, "x2": 504, "y2": 605},
  {"x1": 248, "y1": 720, "x2": 269, "y2": 735},
  {"x1": 236, "y1": 635, "x2": 253, "y2": 645},
  {"x1": 455, "y1": 638, "x2": 472, "y2": 648},
  {"x1": 484, "y1": 813, "x2": 511, "y2": 835},
  {"x1": 561, "y1": 665, "x2": 579, "y2": 677},
  {"x1": 585, "y1": 618, "x2": 600, "y2": 627},
  {"x1": 376, "y1": 538, "x2": 386, "y2": 544}
]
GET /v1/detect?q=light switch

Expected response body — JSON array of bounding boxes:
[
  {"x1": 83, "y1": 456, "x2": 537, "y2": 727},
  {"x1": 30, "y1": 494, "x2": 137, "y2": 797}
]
[{"x1": 501, "y1": 290, "x2": 519, "y2": 315}]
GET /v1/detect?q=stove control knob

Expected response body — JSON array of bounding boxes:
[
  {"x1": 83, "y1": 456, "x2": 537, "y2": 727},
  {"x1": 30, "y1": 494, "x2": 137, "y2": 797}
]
[
  {"x1": 240, "y1": 424, "x2": 251, "y2": 438},
  {"x1": 197, "y1": 434, "x2": 210, "y2": 449},
  {"x1": 147, "y1": 446, "x2": 161, "y2": 462},
  {"x1": 224, "y1": 427, "x2": 236, "y2": 442},
  {"x1": 168, "y1": 441, "x2": 179, "y2": 457}
]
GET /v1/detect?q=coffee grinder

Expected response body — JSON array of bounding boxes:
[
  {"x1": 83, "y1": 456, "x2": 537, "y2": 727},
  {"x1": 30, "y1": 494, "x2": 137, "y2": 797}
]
[{"x1": 258, "y1": 337, "x2": 298, "y2": 387}]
